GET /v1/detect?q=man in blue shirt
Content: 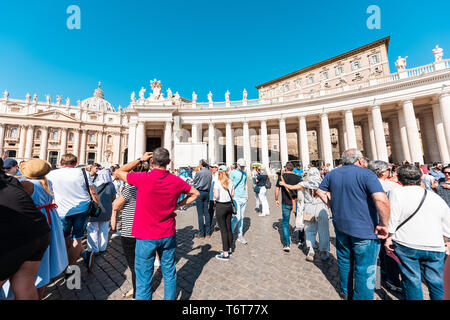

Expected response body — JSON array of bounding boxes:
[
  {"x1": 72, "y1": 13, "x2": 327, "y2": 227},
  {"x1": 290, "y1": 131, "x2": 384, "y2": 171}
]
[
  {"x1": 230, "y1": 158, "x2": 248, "y2": 245},
  {"x1": 293, "y1": 164, "x2": 304, "y2": 177},
  {"x1": 316, "y1": 149, "x2": 390, "y2": 300},
  {"x1": 430, "y1": 162, "x2": 445, "y2": 182}
]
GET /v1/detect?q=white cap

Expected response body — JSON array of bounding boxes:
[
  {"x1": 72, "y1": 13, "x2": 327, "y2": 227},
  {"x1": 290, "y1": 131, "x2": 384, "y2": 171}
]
[
  {"x1": 211, "y1": 163, "x2": 219, "y2": 168},
  {"x1": 237, "y1": 158, "x2": 246, "y2": 167}
]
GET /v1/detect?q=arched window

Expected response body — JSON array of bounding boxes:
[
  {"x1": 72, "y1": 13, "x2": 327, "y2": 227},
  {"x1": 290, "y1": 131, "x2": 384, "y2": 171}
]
[
  {"x1": 107, "y1": 135, "x2": 112, "y2": 144},
  {"x1": 10, "y1": 128, "x2": 18, "y2": 139}
]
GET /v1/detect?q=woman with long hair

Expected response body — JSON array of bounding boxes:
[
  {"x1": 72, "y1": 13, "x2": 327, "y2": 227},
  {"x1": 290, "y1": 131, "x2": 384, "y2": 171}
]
[
  {"x1": 213, "y1": 165, "x2": 235, "y2": 261},
  {"x1": 0, "y1": 158, "x2": 51, "y2": 300}
]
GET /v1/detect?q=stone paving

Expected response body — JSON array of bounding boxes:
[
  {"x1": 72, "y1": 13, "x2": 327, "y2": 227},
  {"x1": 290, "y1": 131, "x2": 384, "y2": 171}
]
[{"x1": 43, "y1": 180, "x2": 429, "y2": 300}]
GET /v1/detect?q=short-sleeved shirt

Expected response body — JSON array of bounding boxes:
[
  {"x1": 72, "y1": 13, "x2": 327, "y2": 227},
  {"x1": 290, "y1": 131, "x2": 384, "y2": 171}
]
[
  {"x1": 276, "y1": 172, "x2": 302, "y2": 205},
  {"x1": 47, "y1": 168, "x2": 93, "y2": 217},
  {"x1": 436, "y1": 182, "x2": 450, "y2": 208},
  {"x1": 293, "y1": 168, "x2": 303, "y2": 176},
  {"x1": 213, "y1": 180, "x2": 234, "y2": 203},
  {"x1": 127, "y1": 169, "x2": 191, "y2": 240},
  {"x1": 193, "y1": 167, "x2": 212, "y2": 192},
  {"x1": 121, "y1": 184, "x2": 137, "y2": 238},
  {"x1": 229, "y1": 169, "x2": 247, "y2": 199},
  {"x1": 319, "y1": 164, "x2": 384, "y2": 239},
  {"x1": 429, "y1": 169, "x2": 445, "y2": 181}
]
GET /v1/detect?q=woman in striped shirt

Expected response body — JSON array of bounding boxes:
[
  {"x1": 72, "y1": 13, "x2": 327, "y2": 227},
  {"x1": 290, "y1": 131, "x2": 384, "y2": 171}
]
[{"x1": 112, "y1": 161, "x2": 149, "y2": 299}]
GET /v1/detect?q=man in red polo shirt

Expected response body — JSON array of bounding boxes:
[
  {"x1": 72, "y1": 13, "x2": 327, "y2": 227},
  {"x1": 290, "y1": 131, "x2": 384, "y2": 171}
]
[{"x1": 116, "y1": 147, "x2": 199, "y2": 300}]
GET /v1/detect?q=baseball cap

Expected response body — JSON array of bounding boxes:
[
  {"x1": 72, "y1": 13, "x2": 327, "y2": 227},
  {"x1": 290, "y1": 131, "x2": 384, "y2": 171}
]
[
  {"x1": 218, "y1": 165, "x2": 227, "y2": 172},
  {"x1": 3, "y1": 158, "x2": 18, "y2": 169},
  {"x1": 237, "y1": 158, "x2": 246, "y2": 167},
  {"x1": 211, "y1": 163, "x2": 219, "y2": 168}
]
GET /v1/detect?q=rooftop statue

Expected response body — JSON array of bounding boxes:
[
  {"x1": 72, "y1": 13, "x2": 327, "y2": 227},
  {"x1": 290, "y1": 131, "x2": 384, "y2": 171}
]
[
  {"x1": 192, "y1": 91, "x2": 197, "y2": 103},
  {"x1": 167, "y1": 88, "x2": 173, "y2": 99},
  {"x1": 46, "y1": 95, "x2": 51, "y2": 104},
  {"x1": 66, "y1": 97, "x2": 70, "y2": 106},
  {"x1": 395, "y1": 56, "x2": 408, "y2": 71},
  {"x1": 33, "y1": 94, "x2": 38, "y2": 102},
  {"x1": 433, "y1": 45, "x2": 444, "y2": 62},
  {"x1": 3, "y1": 90, "x2": 9, "y2": 99},
  {"x1": 131, "y1": 91, "x2": 136, "y2": 103},
  {"x1": 208, "y1": 91, "x2": 213, "y2": 103},
  {"x1": 26, "y1": 93, "x2": 31, "y2": 102},
  {"x1": 225, "y1": 90, "x2": 230, "y2": 102},
  {"x1": 243, "y1": 89, "x2": 248, "y2": 100},
  {"x1": 139, "y1": 87, "x2": 146, "y2": 100},
  {"x1": 56, "y1": 95, "x2": 62, "y2": 104},
  {"x1": 150, "y1": 79, "x2": 162, "y2": 100}
]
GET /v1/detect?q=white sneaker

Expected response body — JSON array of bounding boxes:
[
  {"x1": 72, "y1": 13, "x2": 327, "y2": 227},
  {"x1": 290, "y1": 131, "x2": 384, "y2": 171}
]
[
  {"x1": 154, "y1": 258, "x2": 161, "y2": 267},
  {"x1": 237, "y1": 236, "x2": 248, "y2": 245}
]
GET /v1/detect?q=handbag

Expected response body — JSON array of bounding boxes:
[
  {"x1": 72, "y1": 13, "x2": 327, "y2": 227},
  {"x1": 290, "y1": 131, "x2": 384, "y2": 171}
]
[
  {"x1": 225, "y1": 187, "x2": 237, "y2": 215},
  {"x1": 82, "y1": 168, "x2": 103, "y2": 218}
]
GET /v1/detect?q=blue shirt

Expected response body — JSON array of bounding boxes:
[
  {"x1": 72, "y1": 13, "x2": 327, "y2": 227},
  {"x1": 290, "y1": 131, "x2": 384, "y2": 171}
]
[
  {"x1": 429, "y1": 169, "x2": 445, "y2": 181},
  {"x1": 293, "y1": 168, "x2": 303, "y2": 176},
  {"x1": 319, "y1": 164, "x2": 384, "y2": 240},
  {"x1": 230, "y1": 169, "x2": 247, "y2": 199}
]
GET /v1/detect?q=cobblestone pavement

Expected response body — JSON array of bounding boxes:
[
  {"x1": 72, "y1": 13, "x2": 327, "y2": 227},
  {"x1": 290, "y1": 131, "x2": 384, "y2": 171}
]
[{"x1": 44, "y1": 180, "x2": 429, "y2": 300}]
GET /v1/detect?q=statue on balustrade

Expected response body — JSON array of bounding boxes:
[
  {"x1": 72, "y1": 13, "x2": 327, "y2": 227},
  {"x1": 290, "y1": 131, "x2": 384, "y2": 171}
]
[
  {"x1": 174, "y1": 92, "x2": 180, "y2": 102},
  {"x1": 395, "y1": 56, "x2": 408, "y2": 71},
  {"x1": 139, "y1": 87, "x2": 146, "y2": 100},
  {"x1": 131, "y1": 91, "x2": 136, "y2": 103},
  {"x1": 167, "y1": 88, "x2": 173, "y2": 99},
  {"x1": 26, "y1": 93, "x2": 31, "y2": 102},
  {"x1": 192, "y1": 91, "x2": 197, "y2": 103},
  {"x1": 66, "y1": 97, "x2": 70, "y2": 106},
  {"x1": 208, "y1": 91, "x2": 213, "y2": 103},
  {"x1": 150, "y1": 79, "x2": 162, "y2": 100},
  {"x1": 243, "y1": 89, "x2": 247, "y2": 101},
  {"x1": 46, "y1": 95, "x2": 51, "y2": 104},
  {"x1": 433, "y1": 45, "x2": 444, "y2": 62},
  {"x1": 3, "y1": 90, "x2": 9, "y2": 99},
  {"x1": 33, "y1": 94, "x2": 38, "y2": 102},
  {"x1": 56, "y1": 95, "x2": 62, "y2": 104},
  {"x1": 225, "y1": 90, "x2": 230, "y2": 102}
]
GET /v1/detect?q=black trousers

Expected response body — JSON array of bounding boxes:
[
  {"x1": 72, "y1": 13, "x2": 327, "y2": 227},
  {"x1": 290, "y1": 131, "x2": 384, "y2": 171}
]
[
  {"x1": 120, "y1": 236, "x2": 136, "y2": 298},
  {"x1": 215, "y1": 202, "x2": 233, "y2": 252},
  {"x1": 209, "y1": 200, "x2": 216, "y2": 229}
]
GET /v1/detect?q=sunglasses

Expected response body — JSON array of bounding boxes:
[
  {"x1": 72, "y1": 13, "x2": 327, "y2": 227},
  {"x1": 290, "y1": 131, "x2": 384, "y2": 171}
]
[{"x1": 444, "y1": 172, "x2": 450, "y2": 175}]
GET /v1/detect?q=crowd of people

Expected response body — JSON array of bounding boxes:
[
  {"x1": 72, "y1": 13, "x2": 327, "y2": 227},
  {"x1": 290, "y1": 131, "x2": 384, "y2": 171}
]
[{"x1": 1, "y1": 147, "x2": 450, "y2": 300}]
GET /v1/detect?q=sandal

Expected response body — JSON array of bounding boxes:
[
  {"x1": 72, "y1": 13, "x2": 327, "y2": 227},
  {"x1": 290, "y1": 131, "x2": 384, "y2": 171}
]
[{"x1": 122, "y1": 289, "x2": 134, "y2": 299}]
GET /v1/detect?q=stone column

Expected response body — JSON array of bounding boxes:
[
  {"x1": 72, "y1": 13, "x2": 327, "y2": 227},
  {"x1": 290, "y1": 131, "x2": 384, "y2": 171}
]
[
  {"x1": 387, "y1": 116, "x2": 404, "y2": 164},
  {"x1": 345, "y1": 109, "x2": 357, "y2": 149},
  {"x1": 225, "y1": 122, "x2": 234, "y2": 167},
  {"x1": 97, "y1": 130, "x2": 104, "y2": 163},
  {"x1": 397, "y1": 108, "x2": 412, "y2": 163},
  {"x1": 24, "y1": 125, "x2": 34, "y2": 160},
  {"x1": 371, "y1": 105, "x2": 389, "y2": 162},
  {"x1": 279, "y1": 118, "x2": 289, "y2": 167},
  {"x1": 79, "y1": 129, "x2": 87, "y2": 164},
  {"x1": 191, "y1": 123, "x2": 199, "y2": 143},
  {"x1": 128, "y1": 123, "x2": 137, "y2": 162},
  {"x1": 260, "y1": 120, "x2": 270, "y2": 170},
  {"x1": 113, "y1": 133, "x2": 121, "y2": 165},
  {"x1": 337, "y1": 119, "x2": 346, "y2": 155},
  {"x1": 320, "y1": 113, "x2": 333, "y2": 168},
  {"x1": 368, "y1": 112, "x2": 378, "y2": 160},
  {"x1": 18, "y1": 125, "x2": 27, "y2": 160},
  {"x1": 361, "y1": 119, "x2": 372, "y2": 159},
  {"x1": 0, "y1": 124, "x2": 5, "y2": 156},
  {"x1": 73, "y1": 129, "x2": 80, "y2": 159},
  {"x1": 439, "y1": 92, "x2": 450, "y2": 151},
  {"x1": 432, "y1": 103, "x2": 450, "y2": 164},
  {"x1": 164, "y1": 121, "x2": 172, "y2": 155},
  {"x1": 40, "y1": 127, "x2": 49, "y2": 161},
  {"x1": 419, "y1": 111, "x2": 441, "y2": 164},
  {"x1": 243, "y1": 121, "x2": 251, "y2": 168},
  {"x1": 208, "y1": 122, "x2": 216, "y2": 164},
  {"x1": 298, "y1": 116, "x2": 310, "y2": 169},
  {"x1": 135, "y1": 121, "x2": 146, "y2": 158},
  {"x1": 316, "y1": 127, "x2": 322, "y2": 162},
  {"x1": 59, "y1": 128, "x2": 67, "y2": 161},
  {"x1": 402, "y1": 100, "x2": 424, "y2": 164}
]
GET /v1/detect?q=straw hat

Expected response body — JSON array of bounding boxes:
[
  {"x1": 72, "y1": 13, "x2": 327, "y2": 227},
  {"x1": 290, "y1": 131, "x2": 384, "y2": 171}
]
[{"x1": 19, "y1": 159, "x2": 52, "y2": 179}]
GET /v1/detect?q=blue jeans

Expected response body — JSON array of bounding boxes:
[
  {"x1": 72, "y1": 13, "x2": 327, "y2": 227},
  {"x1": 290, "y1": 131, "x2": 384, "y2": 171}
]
[
  {"x1": 196, "y1": 191, "x2": 211, "y2": 237},
  {"x1": 394, "y1": 241, "x2": 446, "y2": 300},
  {"x1": 281, "y1": 204, "x2": 292, "y2": 245},
  {"x1": 335, "y1": 229, "x2": 380, "y2": 300},
  {"x1": 135, "y1": 235, "x2": 177, "y2": 300},
  {"x1": 305, "y1": 209, "x2": 330, "y2": 252},
  {"x1": 231, "y1": 198, "x2": 247, "y2": 237}
]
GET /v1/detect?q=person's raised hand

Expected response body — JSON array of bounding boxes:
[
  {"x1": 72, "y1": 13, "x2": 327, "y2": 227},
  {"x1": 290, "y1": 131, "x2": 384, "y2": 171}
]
[{"x1": 141, "y1": 152, "x2": 153, "y2": 162}]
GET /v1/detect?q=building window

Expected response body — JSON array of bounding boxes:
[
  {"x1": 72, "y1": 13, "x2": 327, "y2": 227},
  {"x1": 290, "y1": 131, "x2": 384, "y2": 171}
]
[
  {"x1": 36, "y1": 131, "x2": 41, "y2": 140},
  {"x1": 90, "y1": 115, "x2": 97, "y2": 120},
  {"x1": 10, "y1": 128, "x2": 18, "y2": 139},
  {"x1": 307, "y1": 76, "x2": 314, "y2": 85},
  {"x1": 294, "y1": 79, "x2": 301, "y2": 89},
  {"x1": 51, "y1": 130, "x2": 59, "y2": 140},
  {"x1": 321, "y1": 71, "x2": 329, "y2": 80},
  {"x1": 352, "y1": 60, "x2": 361, "y2": 70},
  {"x1": 107, "y1": 135, "x2": 112, "y2": 144},
  {"x1": 70, "y1": 113, "x2": 76, "y2": 118},
  {"x1": 89, "y1": 133, "x2": 96, "y2": 142},
  {"x1": 370, "y1": 54, "x2": 379, "y2": 64},
  {"x1": 69, "y1": 133, "x2": 74, "y2": 141},
  {"x1": 283, "y1": 83, "x2": 289, "y2": 92},
  {"x1": 336, "y1": 66, "x2": 344, "y2": 76}
]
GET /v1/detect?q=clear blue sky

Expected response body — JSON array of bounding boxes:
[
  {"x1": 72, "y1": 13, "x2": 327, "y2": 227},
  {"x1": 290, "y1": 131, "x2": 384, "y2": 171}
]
[{"x1": 0, "y1": 1, "x2": 449, "y2": 109}]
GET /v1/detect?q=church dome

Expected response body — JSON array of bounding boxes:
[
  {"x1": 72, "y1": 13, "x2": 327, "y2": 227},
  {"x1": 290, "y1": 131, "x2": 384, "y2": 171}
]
[{"x1": 81, "y1": 82, "x2": 115, "y2": 112}]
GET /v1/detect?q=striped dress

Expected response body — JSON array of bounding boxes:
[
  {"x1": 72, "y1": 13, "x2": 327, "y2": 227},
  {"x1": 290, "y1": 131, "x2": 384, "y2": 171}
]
[{"x1": 120, "y1": 184, "x2": 137, "y2": 238}]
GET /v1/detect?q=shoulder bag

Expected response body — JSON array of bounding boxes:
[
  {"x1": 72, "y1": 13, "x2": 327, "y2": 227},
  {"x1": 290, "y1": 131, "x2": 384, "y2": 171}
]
[
  {"x1": 82, "y1": 169, "x2": 103, "y2": 218},
  {"x1": 395, "y1": 189, "x2": 427, "y2": 232},
  {"x1": 224, "y1": 184, "x2": 237, "y2": 215}
]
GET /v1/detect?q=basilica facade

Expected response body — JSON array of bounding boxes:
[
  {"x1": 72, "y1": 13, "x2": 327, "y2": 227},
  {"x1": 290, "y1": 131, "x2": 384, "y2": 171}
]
[{"x1": 1, "y1": 37, "x2": 449, "y2": 170}]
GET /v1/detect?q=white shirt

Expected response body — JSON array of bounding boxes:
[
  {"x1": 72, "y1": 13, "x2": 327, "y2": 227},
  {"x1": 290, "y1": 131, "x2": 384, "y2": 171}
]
[
  {"x1": 389, "y1": 186, "x2": 450, "y2": 252},
  {"x1": 47, "y1": 167, "x2": 93, "y2": 217},
  {"x1": 214, "y1": 179, "x2": 234, "y2": 203},
  {"x1": 379, "y1": 179, "x2": 401, "y2": 198}
]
